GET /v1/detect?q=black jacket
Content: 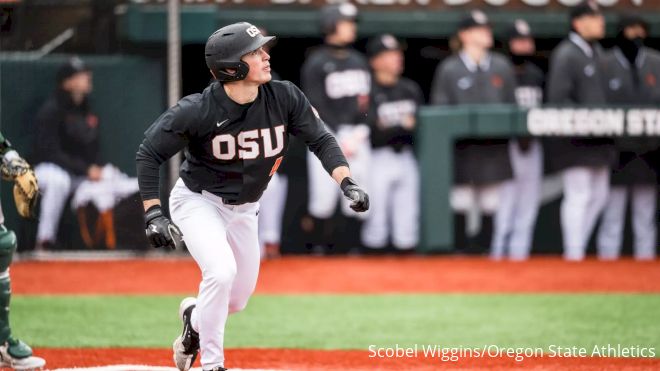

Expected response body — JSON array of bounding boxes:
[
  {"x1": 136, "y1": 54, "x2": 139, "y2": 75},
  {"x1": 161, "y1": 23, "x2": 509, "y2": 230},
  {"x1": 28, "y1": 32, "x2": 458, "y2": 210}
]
[
  {"x1": 602, "y1": 46, "x2": 660, "y2": 185},
  {"x1": 545, "y1": 33, "x2": 615, "y2": 171},
  {"x1": 430, "y1": 52, "x2": 515, "y2": 185},
  {"x1": 33, "y1": 89, "x2": 100, "y2": 175}
]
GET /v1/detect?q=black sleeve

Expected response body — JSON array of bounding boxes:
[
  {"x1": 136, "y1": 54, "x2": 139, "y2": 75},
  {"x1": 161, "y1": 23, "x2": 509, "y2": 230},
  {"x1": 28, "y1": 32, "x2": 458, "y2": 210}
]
[
  {"x1": 34, "y1": 102, "x2": 90, "y2": 175},
  {"x1": 285, "y1": 82, "x2": 348, "y2": 174},
  {"x1": 369, "y1": 82, "x2": 422, "y2": 148},
  {"x1": 135, "y1": 100, "x2": 196, "y2": 201}
]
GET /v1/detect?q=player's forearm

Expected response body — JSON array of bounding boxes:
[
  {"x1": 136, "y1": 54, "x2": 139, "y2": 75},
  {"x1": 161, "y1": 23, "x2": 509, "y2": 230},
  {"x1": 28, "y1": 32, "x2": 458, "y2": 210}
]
[
  {"x1": 331, "y1": 166, "x2": 351, "y2": 185},
  {"x1": 136, "y1": 142, "x2": 163, "y2": 202},
  {"x1": 143, "y1": 199, "x2": 161, "y2": 212}
]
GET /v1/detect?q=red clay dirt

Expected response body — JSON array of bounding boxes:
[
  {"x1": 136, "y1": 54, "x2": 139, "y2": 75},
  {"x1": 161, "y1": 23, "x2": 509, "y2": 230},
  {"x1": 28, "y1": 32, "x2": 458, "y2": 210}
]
[
  {"x1": 12, "y1": 256, "x2": 660, "y2": 295},
  {"x1": 33, "y1": 347, "x2": 660, "y2": 370},
  {"x1": 12, "y1": 257, "x2": 660, "y2": 370}
]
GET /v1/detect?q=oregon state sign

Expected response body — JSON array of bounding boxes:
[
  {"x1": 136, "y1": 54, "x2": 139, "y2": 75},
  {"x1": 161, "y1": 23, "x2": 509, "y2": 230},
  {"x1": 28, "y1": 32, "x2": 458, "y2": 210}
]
[{"x1": 527, "y1": 108, "x2": 660, "y2": 137}]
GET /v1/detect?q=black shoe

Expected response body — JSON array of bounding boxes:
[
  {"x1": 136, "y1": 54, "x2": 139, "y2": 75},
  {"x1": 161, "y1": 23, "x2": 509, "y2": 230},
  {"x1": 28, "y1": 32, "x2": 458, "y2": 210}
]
[{"x1": 173, "y1": 297, "x2": 199, "y2": 371}]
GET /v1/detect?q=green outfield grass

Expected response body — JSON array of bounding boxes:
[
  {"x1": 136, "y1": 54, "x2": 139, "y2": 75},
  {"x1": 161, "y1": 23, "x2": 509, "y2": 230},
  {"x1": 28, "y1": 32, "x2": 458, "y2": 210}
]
[{"x1": 12, "y1": 294, "x2": 660, "y2": 352}]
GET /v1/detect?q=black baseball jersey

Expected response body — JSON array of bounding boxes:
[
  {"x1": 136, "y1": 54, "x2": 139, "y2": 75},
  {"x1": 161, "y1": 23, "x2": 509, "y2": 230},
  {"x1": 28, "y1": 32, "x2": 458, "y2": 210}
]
[
  {"x1": 369, "y1": 77, "x2": 424, "y2": 151},
  {"x1": 301, "y1": 45, "x2": 371, "y2": 130},
  {"x1": 136, "y1": 80, "x2": 348, "y2": 204},
  {"x1": 513, "y1": 61, "x2": 544, "y2": 108}
]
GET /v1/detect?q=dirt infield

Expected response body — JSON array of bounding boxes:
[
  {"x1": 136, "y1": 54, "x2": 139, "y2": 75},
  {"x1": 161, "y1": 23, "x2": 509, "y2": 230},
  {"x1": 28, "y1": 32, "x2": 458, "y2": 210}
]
[
  {"x1": 35, "y1": 348, "x2": 660, "y2": 370},
  {"x1": 14, "y1": 257, "x2": 660, "y2": 369},
  {"x1": 12, "y1": 256, "x2": 660, "y2": 294}
]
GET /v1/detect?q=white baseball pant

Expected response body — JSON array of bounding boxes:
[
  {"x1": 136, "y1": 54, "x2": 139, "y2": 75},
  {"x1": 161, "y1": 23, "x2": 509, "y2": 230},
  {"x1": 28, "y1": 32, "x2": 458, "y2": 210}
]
[
  {"x1": 596, "y1": 185, "x2": 657, "y2": 260},
  {"x1": 258, "y1": 172, "x2": 288, "y2": 250},
  {"x1": 35, "y1": 163, "x2": 139, "y2": 244},
  {"x1": 491, "y1": 140, "x2": 543, "y2": 260},
  {"x1": 361, "y1": 147, "x2": 418, "y2": 250},
  {"x1": 71, "y1": 165, "x2": 139, "y2": 211},
  {"x1": 451, "y1": 183, "x2": 502, "y2": 239},
  {"x1": 560, "y1": 166, "x2": 610, "y2": 261},
  {"x1": 307, "y1": 124, "x2": 370, "y2": 219},
  {"x1": 34, "y1": 163, "x2": 79, "y2": 243},
  {"x1": 169, "y1": 179, "x2": 260, "y2": 370}
]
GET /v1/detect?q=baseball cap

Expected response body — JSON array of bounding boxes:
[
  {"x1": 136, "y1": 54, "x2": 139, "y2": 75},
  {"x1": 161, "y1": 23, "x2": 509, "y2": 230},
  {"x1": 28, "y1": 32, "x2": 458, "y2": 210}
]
[
  {"x1": 457, "y1": 10, "x2": 490, "y2": 33},
  {"x1": 57, "y1": 56, "x2": 90, "y2": 84},
  {"x1": 507, "y1": 19, "x2": 532, "y2": 40},
  {"x1": 570, "y1": 0, "x2": 601, "y2": 21},
  {"x1": 618, "y1": 13, "x2": 649, "y2": 33},
  {"x1": 366, "y1": 34, "x2": 403, "y2": 58}
]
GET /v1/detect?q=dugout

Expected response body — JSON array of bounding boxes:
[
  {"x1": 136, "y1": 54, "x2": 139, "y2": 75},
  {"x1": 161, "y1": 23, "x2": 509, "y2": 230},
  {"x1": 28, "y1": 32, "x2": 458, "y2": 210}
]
[{"x1": 1, "y1": 1, "x2": 658, "y2": 253}]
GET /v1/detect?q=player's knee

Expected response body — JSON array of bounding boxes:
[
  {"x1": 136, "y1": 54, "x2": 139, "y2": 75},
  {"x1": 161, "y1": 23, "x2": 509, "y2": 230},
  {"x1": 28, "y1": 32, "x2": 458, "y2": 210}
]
[
  {"x1": 48, "y1": 173, "x2": 72, "y2": 194},
  {"x1": 228, "y1": 296, "x2": 250, "y2": 313},
  {"x1": 0, "y1": 226, "x2": 16, "y2": 272},
  {"x1": 204, "y1": 263, "x2": 237, "y2": 289}
]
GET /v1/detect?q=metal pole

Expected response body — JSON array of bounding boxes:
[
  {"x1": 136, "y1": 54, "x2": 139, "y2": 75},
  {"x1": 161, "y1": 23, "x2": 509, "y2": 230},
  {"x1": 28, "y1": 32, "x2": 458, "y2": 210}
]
[{"x1": 167, "y1": 0, "x2": 182, "y2": 191}]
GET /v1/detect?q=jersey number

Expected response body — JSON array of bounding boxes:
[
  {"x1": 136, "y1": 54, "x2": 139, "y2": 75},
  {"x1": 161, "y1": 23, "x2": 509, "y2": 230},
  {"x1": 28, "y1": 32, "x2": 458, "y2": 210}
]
[{"x1": 212, "y1": 125, "x2": 285, "y2": 161}]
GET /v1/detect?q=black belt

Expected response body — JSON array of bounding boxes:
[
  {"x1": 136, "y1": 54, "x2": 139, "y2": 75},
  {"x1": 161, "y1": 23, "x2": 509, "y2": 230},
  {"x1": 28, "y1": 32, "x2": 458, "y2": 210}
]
[{"x1": 222, "y1": 198, "x2": 242, "y2": 205}]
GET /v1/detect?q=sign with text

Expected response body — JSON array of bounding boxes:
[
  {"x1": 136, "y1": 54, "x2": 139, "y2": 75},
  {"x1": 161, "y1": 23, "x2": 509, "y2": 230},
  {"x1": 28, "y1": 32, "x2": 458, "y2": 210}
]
[
  {"x1": 129, "y1": 0, "x2": 656, "y2": 11},
  {"x1": 527, "y1": 108, "x2": 660, "y2": 137}
]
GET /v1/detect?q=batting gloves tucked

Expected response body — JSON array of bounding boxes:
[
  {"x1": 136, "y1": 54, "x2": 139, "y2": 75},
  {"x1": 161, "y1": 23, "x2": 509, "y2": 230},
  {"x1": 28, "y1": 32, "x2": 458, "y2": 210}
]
[
  {"x1": 341, "y1": 177, "x2": 369, "y2": 212},
  {"x1": 144, "y1": 205, "x2": 186, "y2": 250}
]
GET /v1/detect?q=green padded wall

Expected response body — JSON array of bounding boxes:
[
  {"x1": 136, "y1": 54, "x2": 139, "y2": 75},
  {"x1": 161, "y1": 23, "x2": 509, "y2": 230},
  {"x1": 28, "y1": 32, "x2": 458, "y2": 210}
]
[{"x1": 0, "y1": 54, "x2": 164, "y2": 243}]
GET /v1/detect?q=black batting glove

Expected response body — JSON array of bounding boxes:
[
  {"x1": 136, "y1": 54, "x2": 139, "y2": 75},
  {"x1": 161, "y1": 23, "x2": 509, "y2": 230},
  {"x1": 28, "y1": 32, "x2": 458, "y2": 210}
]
[
  {"x1": 341, "y1": 177, "x2": 369, "y2": 212},
  {"x1": 144, "y1": 205, "x2": 186, "y2": 250}
]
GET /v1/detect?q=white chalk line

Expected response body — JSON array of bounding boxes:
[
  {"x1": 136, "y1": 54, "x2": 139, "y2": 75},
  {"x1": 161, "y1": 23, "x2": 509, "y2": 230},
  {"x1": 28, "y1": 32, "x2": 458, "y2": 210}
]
[{"x1": 52, "y1": 366, "x2": 289, "y2": 371}]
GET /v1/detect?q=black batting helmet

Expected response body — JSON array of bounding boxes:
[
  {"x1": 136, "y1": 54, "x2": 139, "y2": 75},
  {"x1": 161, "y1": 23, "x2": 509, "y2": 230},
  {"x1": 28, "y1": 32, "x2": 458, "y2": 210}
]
[
  {"x1": 320, "y1": 3, "x2": 358, "y2": 35},
  {"x1": 205, "y1": 22, "x2": 276, "y2": 82}
]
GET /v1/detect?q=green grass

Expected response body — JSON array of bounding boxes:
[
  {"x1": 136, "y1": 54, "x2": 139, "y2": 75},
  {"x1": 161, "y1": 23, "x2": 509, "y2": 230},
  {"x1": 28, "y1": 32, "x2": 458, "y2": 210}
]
[{"x1": 11, "y1": 294, "x2": 660, "y2": 352}]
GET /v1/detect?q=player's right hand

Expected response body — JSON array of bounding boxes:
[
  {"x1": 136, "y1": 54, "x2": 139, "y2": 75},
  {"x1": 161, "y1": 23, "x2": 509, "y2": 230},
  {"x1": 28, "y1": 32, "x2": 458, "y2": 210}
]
[
  {"x1": 144, "y1": 205, "x2": 186, "y2": 250},
  {"x1": 340, "y1": 177, "x2": 369, "y2": 212}
]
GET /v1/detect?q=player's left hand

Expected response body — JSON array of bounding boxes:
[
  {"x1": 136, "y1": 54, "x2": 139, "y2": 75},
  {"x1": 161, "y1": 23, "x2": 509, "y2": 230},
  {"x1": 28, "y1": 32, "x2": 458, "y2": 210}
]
[
  {"x1": 144, "y1": 206, "x2": 186, "y2": 250},
  {"x1": 341, "y1": 177, "x2": 369, "y2": 212}
]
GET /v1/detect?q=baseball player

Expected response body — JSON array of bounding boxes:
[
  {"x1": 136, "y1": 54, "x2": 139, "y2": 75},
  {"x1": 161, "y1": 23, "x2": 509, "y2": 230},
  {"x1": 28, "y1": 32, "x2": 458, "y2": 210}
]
[
  {"x1": 430, "y1": 10, "x2": 516, "y2": 250},
  {"x1": 361, "y1": 34, "x2": 423, "y2": 252},
  {"x1": 33, "y1": 58, "x2": 138, "y2": 250},
  {"x1": 135, "y1": 23, "x2": 368, "y2": 371},
  {"x1": 491, "y1": 20, "x2": 545, "y2": 260},
  {"x1": 0, "y1": 134, "x2": 46, "y2": 370},
  {"x1": 254, "y1": 27, "x2": 287, "y2": 259},
  {"x1": 597, "y1": 14, "x2": 659, "y2": 260},
  {"x1": 546, "y1": 0, "x2": 614, "y2": 260},
  {"x1": 300, "y1": 3, "x2": 371, "y2": 249}
]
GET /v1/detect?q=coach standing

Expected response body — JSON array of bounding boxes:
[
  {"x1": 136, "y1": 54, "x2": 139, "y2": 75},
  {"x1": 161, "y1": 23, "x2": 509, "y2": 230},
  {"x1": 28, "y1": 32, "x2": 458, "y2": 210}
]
[
  {"x1": 596, "y1": 14, "x2": 659, "y2": 260},
  {"x1": 546, "y1": 0, "x2": 614, "y2": 260},
  {"x1": 430, "y1": 10, "x2": 516, "y2": 251}
]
